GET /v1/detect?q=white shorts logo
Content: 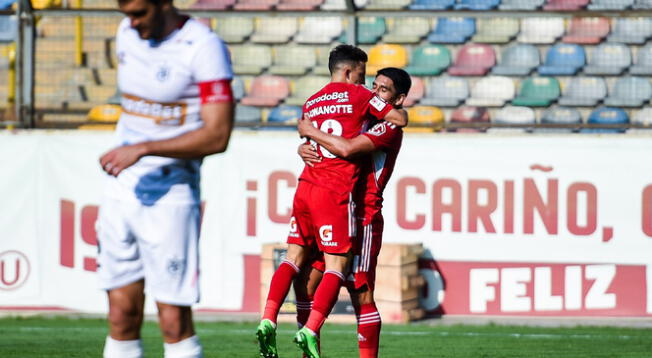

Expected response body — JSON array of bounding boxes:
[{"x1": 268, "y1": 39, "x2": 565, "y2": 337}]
[{"x1": 319, "y1": 225, "x2": 333, "y2": 242}]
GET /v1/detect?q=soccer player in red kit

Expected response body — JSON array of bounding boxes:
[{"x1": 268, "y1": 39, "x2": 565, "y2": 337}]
[
  {"x1": 295, "y1": 67, "x2": 411, "y2": 358},
  {"x1": 256, "y1": 46, "x2": 407, "y2": 358}
]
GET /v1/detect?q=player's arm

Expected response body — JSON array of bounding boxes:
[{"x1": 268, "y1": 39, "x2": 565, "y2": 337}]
[
  {"x1": 298, "y1": 115, "x2": 375, "y2": 159},
  {"x1": 383, "y1": 108, "x2": 408, "y2": 128}
]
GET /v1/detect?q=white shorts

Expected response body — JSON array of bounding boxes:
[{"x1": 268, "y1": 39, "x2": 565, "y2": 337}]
[{"x1": 97, "y1": 196, "x2": 201, "y2": 306}]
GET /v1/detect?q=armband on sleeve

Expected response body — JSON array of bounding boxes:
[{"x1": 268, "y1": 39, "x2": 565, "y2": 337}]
[{"x1": 199, "y1": 79, "x2": 233, "y2": 104}]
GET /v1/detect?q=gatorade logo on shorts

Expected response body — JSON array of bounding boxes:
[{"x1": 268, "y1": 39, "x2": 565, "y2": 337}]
[
  {"x1": 288, "y1": 216, "x2": 299, "y2": 238},
  {"x1": 319, "y1": 225, "x2": 333, "y2": 242}
]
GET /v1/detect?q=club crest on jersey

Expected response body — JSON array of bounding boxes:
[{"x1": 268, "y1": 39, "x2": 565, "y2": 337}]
[
  {"x1": 369, "y1": 96, "x2": 387, "y2": 112},
  {"x1": 156, "y1": 66, "x2": 170, "y2": 82},
  {"x1": 368, "y1": 122, "x2": 387, "y2": 136},
  {"x1": 167, "y1": 257, "x2": 186, "y2": 277},
  {"x1": 319, "y1": 225, "x2": 333, "y2": 242}
]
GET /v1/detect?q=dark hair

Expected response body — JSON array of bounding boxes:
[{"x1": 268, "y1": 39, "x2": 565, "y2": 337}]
[
  {"x1": 328, "y1": 44, "x2": 368, "y2": 75},
  {"x1": 376, "y1": 67, "x2": 411, "y2": 96}
]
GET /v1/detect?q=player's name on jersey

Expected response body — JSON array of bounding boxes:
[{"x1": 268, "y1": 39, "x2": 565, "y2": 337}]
[
  {"x1": 305, "y1": 104, "x2": 353, "y2": 119},
  {"x1": 305, "y1": 91, "x2": 349, "y2": 107},
  {"x1": 121, "y1": 93, "x2": 188, "y2": 126}
]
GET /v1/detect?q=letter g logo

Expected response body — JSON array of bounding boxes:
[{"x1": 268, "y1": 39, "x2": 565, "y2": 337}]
[{"x1": 319, "y1": 225, "x2": 333, "y2": 242}]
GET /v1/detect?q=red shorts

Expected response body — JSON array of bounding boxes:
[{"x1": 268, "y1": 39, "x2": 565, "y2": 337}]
[
  {"x1": 310, "y1": 215, "x2": 384, "y2": 291},
  {"x1": 286, "y1": 180, "x2": 356, "y2": 254}
]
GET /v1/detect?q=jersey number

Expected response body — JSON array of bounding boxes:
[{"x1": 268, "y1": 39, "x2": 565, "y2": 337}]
[{"x1": 311, "y1": 119, "x2": 342, "y2": 159}]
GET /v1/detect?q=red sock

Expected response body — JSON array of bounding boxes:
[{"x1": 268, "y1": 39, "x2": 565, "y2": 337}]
[
  {"x1": 305, "y1": 270, "x2": 344, "y2": 333},
  {"x1": 357, "y1": 303, "x2": 381, "y2": 358},
  {"x1": 262, "y1": 260, "x2": 300, "y2": 324},
  {"x1": 295, "y1": 300, "x2": 312, "y2": 328}
]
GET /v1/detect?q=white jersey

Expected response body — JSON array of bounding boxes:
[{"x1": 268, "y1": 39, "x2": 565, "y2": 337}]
[{"x1": 107, "y1": 17, "x2": 233, "y2": 205}]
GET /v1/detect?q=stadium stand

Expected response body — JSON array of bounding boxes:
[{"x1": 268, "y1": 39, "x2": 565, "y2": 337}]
[
  {"x1": 233, "y1": 0, "x2": 278, "y2": 10},
  {"x1": 404, "y1": 76, "x2": 425, "y2": 107},
  {"x1": 538, "y1": 43, "x2": 586, "y2": 76},
  {"x1": 406, "y1": 106, "x2": 444, "y2": 132},
  {"x1": 582, "y1": 106, "x2": 629, "y2": 133},
  {"x1": 294, "y1": 17, "x2": 343, "y2": 44},
  {"x1": 517, "y1": 17, "x2": 564, "y2": 44},
  {"x1": 472, "y1": 17, "x2": 520, "y2": 44},
  {"x1": 235, "y1": 105, "x2": 263, "y2": 125},
  {"x1": 543, "y1": 0, "x2": 589, "y2": 11},
  {"x1": 215, "y1": 17, "x2": 253, "y2": 43},
  {"x1": 490, "y1": 106, "x2": 536, "y2": 133},
  {"x1": 583, "y1": 43, "x2": 631, "y2": 75},
  {"x1": 404, "y1": 44, "x2": 451, "y2": 76},
  {"x1": 191, "y1": 0, "x2": 235, "y2": 9},
  {"x1": 240, "y1": 75, "x2": 290, "y2": 107},
  {"x1": 266, "y1": 105, "x2": 302, "y2": 128},
  {"x1": 448, "y1": 43, "x2": 496, "y2": 76},
  {"x1": 607, "y1": 17, "x2": 652, "y2": 45},
  {"x1": 629, "y1": 44, "x2": 652, "y2": 75},
  {"x1": 312, "y1": 47, "x2": 332, "y2": 76},
  {"x1": 366, "y1": 44, "x2": 408, "y2": 75},
  {"x1": 421, "y1": 76, "x2": 469, "y2": 107},
  {"x1": 558, "y1": 76, "x2": 608, "y2": 106},
  {"x1": 382, "y1": 17, "x2": 430, "y2": 44},
  {"x1": 588, "y1": 0, "x2": 634, "y2": 10},
  {"x1": 449, "y1": 105, "x2": 490, "y2": 132},
  {"x1": 454, "y1": 0, "x2": 500, "y2": 10},
  {"x1": 632, "y1": 107, "x2": 652, "y2": 128},
  {"x1": 492, "y1": 44, "x2": 540, "y2": 76},
  {"x1": 427, "y1": 17, "x2": 476, "y2": 44},
  {"x1": 269, "y1": 45, "x2": 316, "y2": 76},
  {"x1": 276, "y1": 0, "x2": 323, "y2": 10},
  {"x1": 466, "y1": 76, "x2": 516, "y2": 107},
  {"x1": 538, "y1": 106, "x2": 582, "y2": 132},
  {"x1": 512, "y1": 76, "x2": 560, "y2": 107},
  {"x1": 633, "y1": 0, "x2": 652, "y2": 8},
  {"x1": 408, "y1": 0, "x2": 454, "y2": 9},
  {"x1": 604, "y1": 77, "x2": 652, "y2": 107},
  {"x1": 364, "y1": 0, "x2": 411, "y2": 9},
  {"x1": 232, "y1": 77, "x2": 246, "y2": 102},
  {"x1": 342, "y1": 17, "x2": 386, "y2": 44},
  {"x1": 561, "y1": 17, "x2": 610, "y2": 45},
  {"x1": 231, "y1": 45, "x2": 272, "y2": 75},
  {"x1": 285, "y1": 75, "x2": 328, "y2": 106},
  {"x1": 499, "y1": 0, "x2": 544, "y2": 9},
  {"x1": 250, "y1": 17, "x2": 297, "y2": 43}
]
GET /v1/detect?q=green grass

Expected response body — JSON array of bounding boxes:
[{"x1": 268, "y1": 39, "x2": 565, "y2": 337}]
[{"x1": 1, "y1": 316, "x2": 652, "y2": 357}]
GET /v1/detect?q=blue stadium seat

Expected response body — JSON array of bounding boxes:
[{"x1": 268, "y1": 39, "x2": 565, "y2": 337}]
[
  {"x1": 454, "y1": 0, "x2": 500, "y2": 10},
  {"x1": 232, "y1": 77, "x2": 245, "y2": 101},
  {"x1": 630, "y1": 44, "x2": 652, "y2": 75},
  {"x1": 558, "y1": 77, "x2": 607, "y2": 107},
  {"x1": 265, "y1": 105, "x2": 302, "y2": 130},
  {"x1": 492, "y1": 44, "x2": 540, "y2": 76},
  {"x1": 427, "y1": 18, "x2": 475, "y2": 44},
  {"x1": 235, "y1": 105, "x2": 262, "y2": 126},
  {"x1": 608, "y1": 18, "x2": 652, "y2": 45},
  {"x1": 633, "y1": 0, "x2": 652, "y2": 8},
  {"x1": 537, "y1": 44, "x2": 586, "y2": 76},
  {"x1": 582, "y1": 107, "x2": 629, "y2": 133},
  {"x1": 499, "y1": 0, "x2": 543, "y2": 9},
  {"x1": 409, "y1": 0, "x2": 454, "y2": 9},
  {"x1": 538, "y1": 106, "x2": 582, "y2": 132},
  {"x1": 490, "y1": 106, "x2": 536, "y2": 133},
  {"x1": 604, "y1": 77, "x2": 652, "y2": 107},
  {"x1": 588, "y1": 0, "x2": 633, "y2": 10},
  {"x1": 0, "y1": 15, "x2": 16, "y2": 42},
  {"x1": 583, "y1": 43, "x2": 631, "y2": 75}
]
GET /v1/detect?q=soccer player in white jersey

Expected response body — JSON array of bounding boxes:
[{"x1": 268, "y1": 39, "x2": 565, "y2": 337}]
[{"x1": 97, "y1": 0, "x2": 234, "y2": 356}]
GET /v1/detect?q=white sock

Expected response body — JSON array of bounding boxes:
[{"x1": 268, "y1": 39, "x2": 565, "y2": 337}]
[
  {"x1": 103, "y1": 336, "x2": 143, "y2": 358},
  {"x1": 163, "y1": 335, "x2": 203, "y2": 358}
]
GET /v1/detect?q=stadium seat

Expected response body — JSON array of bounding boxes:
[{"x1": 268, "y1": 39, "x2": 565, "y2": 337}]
[
  {"x1": 633, "y1": 0, "x2": 652, "y2": 8},
  {"x1": 421, "y1": 76, "x2": 469, "y2": 107},
  {"x1": 230, "y1": 45, "x2": 272, "y2": 75},
  {"x1": 382, "y1": 17, "x2": 431, "y2": 44},
  {"x1": 583, "y1": 43, "x2": 631, "y2": 75},
  {"x1": 408, "y1": 0, "x2": 454, "y2": 9},
  {"x1": 490, "y1": 106, "x2": 536, "y2": 133},
  {"x1": 604, "y1": 76, "x2": 652, "y2": 107},
  {"x1": 512, "y1": 77, "x2": 560, "y2": 107},
  {"x1": 312, "y1": 46, "x2": 332, "y2": 76},
  {"x1": 466, "y1": 76, "x2": 515, "y2": 107},
  {"x1": 232, "y1": 77, "x2": 246, "y2": 101},
  {"x1": 191, "y1": 0, "x2": 235, "y2": 9},
  {"x1": 295, "y1": 17, "x2": 343, "y2": 44},
  {"x1": 543, "y1": 0, "x2": 589, "y2": 10},
  {"x1": 558, "y1": 77, "x2": 607, "y2": 107},
  {"x1": 517, "y1": 17, "x2": 564, "y2": 44},
  {"x1": 448, "y1": 43, "x2": 496, "y2": 76},
  {"x1": 427, "y1": 17, "x2": 476, "y2": 44},
  {"x1": 608, "y1": 18, "x2": 652, "y2": 45},
  {"x1": 582, "y1": 107, "x2": 629, "y2": 133},
  {"x1": 240, "y1": 75, "x2": 290, "y2": 107},
  {"x1": 449, "y1": 106, "x2": 490, "y2": 133},
  {"x1": 0, "y1": 15, "x2": 16, "y2": 42},
  {"x1": 276, "y1": 0, "x2": 323, "y2": 10},
  {"x1": 321, "y1": 0, "x2": 346, "y2": 9},
  {"x1": 233, "y1": 0, "x2": 277, "y2": 9},
  {"x1": 404, "y1": 44, "x2": 451, "y2": 76},
  {"x1": 630, "y1": 44, "x2": 652, "y2": 75},
  {"x1": 632, "y1": 107, "x2": 652, "y2": 129},
  {"x1": 499, "y1": 0, "x2": 544, "y2": 9},
  {"x1": 562, "y1": 17, "x2": 610, "y2": 45},
  {"x1": 406, "y1": 106, "x2": 444, "y2": 132},
  {"x1": 235, "y1": 105, "x2": 262, "y2": 125},
  {"x1": 472, "y1": 18, "x2": 520, "y2": 44},
  {"x1": 404, "y1": 76, "x2": 425, "y2": 107},
  {"x1": 365, "y1": 0, "x2": 411, "y2": 9},
  {"x1": 340, "y1": 17, "x2": 386, "y2": 44},
  {"x1": 538, "y1": 106, "x2": 582, "y2": 132},
  {"x1": 492, "y1": 44, "x2": 540, "y2": 76},
  {"x1": 366, "y1": 44, "x2": 408, "y2": 75},
  {"x1": 215, "y1": 17, "x2": 253, "y2": 43},
  {"x1": 588, "y1": 0, "x2": 633, "y2": 9},
  {"x1": 285, "y1": 75, "x2": 329, "y2": 106},
  {"x1": 269, "y1": 46, "x2": 316, "y2": 76},
  {"x1": 537, "y1": 43, "x2": 585, "y2": 76},
  {"x1": 454, "y1": 0, "x2": 500, "y2": 9},
  {"x1": 266, "y1": 105, "x2": 303, "y2": 129},
  {"x1": 250, "y1": 17, "x2": 297, "y2": 44},
  {"x1": 87, "y1": 104, "x2": 121, "y2": 122}
]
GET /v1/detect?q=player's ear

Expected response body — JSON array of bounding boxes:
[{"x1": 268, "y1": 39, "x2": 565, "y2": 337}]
[{"x1": 392, "y1": 93, "x2": 407, "y2": 108}]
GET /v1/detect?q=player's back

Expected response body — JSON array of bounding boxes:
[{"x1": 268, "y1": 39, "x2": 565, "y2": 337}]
[{"x1": 300, "y1": 82, "x2": 392, "y2": 195}]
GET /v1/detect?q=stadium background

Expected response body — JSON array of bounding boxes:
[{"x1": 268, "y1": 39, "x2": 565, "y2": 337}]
[{"x1": 3, "y1": 0, "x2": 652, "y2": 326}]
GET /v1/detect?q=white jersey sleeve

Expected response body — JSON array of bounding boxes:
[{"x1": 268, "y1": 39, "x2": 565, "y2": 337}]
[{"x1": 190, "y1": 34, "x2": 233, "y2": 83}]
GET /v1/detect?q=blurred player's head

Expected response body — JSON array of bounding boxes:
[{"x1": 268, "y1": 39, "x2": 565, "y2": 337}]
[
  {"x1": 328, "y1": 44, "x2": 368, "y2": 85},
  {"x1": 119, "y1": 0, "x2": 173, "y2": 41},
  {"x1": 373, "y1": 67, "x2": 411, "y2": 108}
]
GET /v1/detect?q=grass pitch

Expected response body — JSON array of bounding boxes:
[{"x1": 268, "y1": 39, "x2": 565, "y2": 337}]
[{"x1": 1, "y1": 316, "x2": 651, "y2": 357}]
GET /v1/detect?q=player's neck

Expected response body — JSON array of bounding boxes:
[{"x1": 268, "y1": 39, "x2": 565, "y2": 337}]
[
  {"x1": 160, "y1": 8, "x2": 185, "y2": 40},
  {"x1": 330, "y1": 72, "x2": 348, "y2": 84}
]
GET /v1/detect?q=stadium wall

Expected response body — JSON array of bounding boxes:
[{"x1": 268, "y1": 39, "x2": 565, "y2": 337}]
[{"x1": 2, "y1": 130, "x2": 652, "y2": 318}]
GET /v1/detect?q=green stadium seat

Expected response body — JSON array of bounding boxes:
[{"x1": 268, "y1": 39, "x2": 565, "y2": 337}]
[
  {"x1": 269, "y1": 46, "x2": 316, "y2": 76},
  {"x1": 512, "y1": 77, "x2": 560, "y2": 107},
  {"x1": 340, "y1": 17, "x2": 386, "y2": 44},
  {"x1": 215, "y1": 17, "x2": 253, "y2": 43},
  {"x1": 404, "y1": 45, "x2": 450, "y2": 76},
  {"x1": 313, "y1": 46, "x2": 333, "y2": 76},
  {"x1": 382, "y1": 17, "x2": 430, "y2": 44},
  {"x1": 230, "y1": 45, "x2": 272, "y2": 75},
  {"x1": 472, "y1": 18, "x2": 519, "y2": 44}
]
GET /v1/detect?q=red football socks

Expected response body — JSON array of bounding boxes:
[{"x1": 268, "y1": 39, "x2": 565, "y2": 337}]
[
  {"x1": 262, "y1": 260, "x2": 300, "y2": 324},
  {"x1": 305, "y1": 270, "x2": 344, "y2": 333},
  {"x1": 357, "y1": 303, "x2": 381, "y2": 358}
]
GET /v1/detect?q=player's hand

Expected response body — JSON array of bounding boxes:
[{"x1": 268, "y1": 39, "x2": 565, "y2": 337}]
[
  {"x1": 298, "y1": 143, "x2": 321, "y2": 167},
  {"x1": 99, "y1": 143, "x2": 147, "y2": 177},
  {"x1": 297, "y1": 114, "x2": 315, "y2": 138}
]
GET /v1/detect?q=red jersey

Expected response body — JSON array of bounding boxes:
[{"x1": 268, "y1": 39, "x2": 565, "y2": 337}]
[
  {"x1": 299, "y1": 82, "x2": 393, "y2": 195},
  {"x1": 354, "y1": 119, "x2": 403, "y2": 224}
]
